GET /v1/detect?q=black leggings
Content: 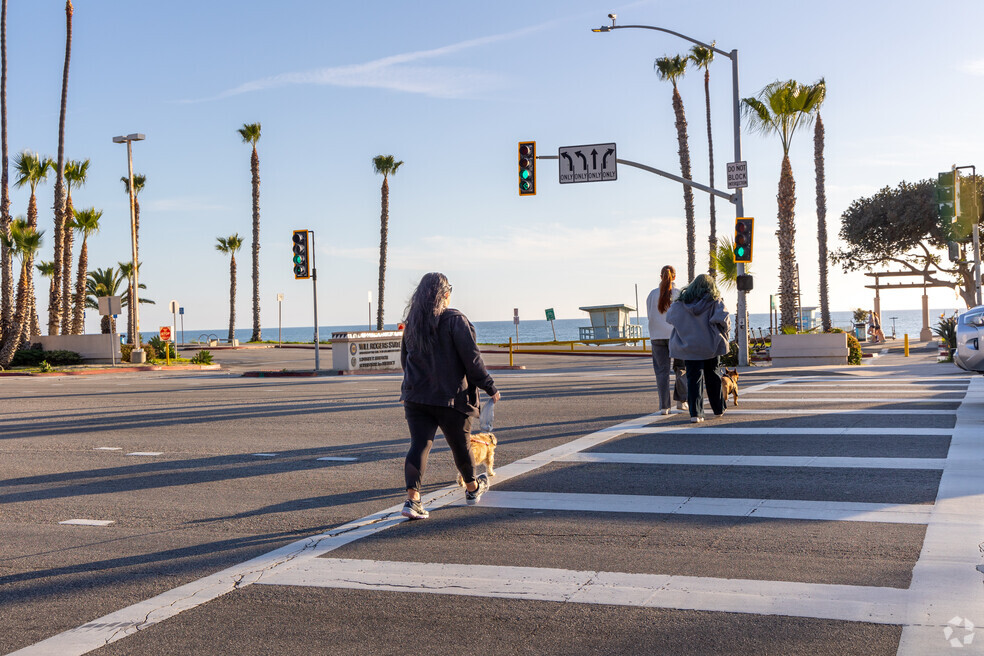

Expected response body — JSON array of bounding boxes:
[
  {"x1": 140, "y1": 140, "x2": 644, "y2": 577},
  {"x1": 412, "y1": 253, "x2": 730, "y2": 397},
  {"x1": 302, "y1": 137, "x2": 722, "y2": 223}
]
[
  {"x1": 685, "y1": 357, "x2": 725, "y2": 418},
  {"x1": 404, "y1": 401, "x2": 476, "y2": 492}
]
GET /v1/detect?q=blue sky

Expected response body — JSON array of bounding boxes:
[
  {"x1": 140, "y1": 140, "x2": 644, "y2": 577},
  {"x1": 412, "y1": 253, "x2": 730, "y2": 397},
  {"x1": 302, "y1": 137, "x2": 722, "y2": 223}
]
[{"x1": 7, "y1": 1, "x2": 983, "y2": 334}]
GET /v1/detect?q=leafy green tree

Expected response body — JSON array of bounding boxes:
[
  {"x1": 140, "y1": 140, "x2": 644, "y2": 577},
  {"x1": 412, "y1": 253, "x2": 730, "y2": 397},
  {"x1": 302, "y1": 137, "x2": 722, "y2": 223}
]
[
  {"x1": 690, "y1": 45, "x2": 717, "y2": 276},
  {"x1": 809, "y1": 79, "x2": 831, "y2": 331},
  {"x1": 372, "y1": 154, "x2": 403, "y2": 330},
  {"x1": 120, "y1": 173, "x2": 145, "y2": 343},
  {"x1": 0, "y1": 218, "x2": 42, "y2": 365},
  {"x1": 49, "y1": 0, "x2": 74, "y2": 336},
  {"x1": 742, "y1": 80, "x2": 824, "y2": 329},
  {"x1": 216, "y1": 233, "x2": 244, "y2": 341},
  {"x1": 832, "y1": 178, "x2": 982, "y2": 308},
  {"x1": 655, "y1": 55, "x2": 696, "y2": 281},
  {"x1": 85, "y1": 266, "x2": 122, "y2": 334},
  {"x1": 13, "y1": 151, "x2": 52, "y2": 339},
  {"x1": 70, "y1": 207, "x2": 101, "y2": 334},
  {"x1": 60, "y1": 158, "x2": 88, "y2": 333},
  {"x1": 238, "y1": 123, "x2": 262, "y2": 342}
]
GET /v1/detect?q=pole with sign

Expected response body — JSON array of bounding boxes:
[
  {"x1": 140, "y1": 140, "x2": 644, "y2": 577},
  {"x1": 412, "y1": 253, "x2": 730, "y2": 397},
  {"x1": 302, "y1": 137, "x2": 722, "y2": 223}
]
[
  {"x1": 513, "y1": 308, "x2": 520, "y2": 342},
  {"x1": 277, "y1": 294, "x2": 284, "y2": 348},
  {"x1": 179, "y1": 307, "x2": 185, "y2": 346},
  {"x1": 545, "y1": 308, "x2": 557, "y2": 341},
  {"x1": 159, "y1": 326, "x2": 172, "y2": 365},
  {"x1": 169, "y1": 300, "x2": 179, "y2": 348}
]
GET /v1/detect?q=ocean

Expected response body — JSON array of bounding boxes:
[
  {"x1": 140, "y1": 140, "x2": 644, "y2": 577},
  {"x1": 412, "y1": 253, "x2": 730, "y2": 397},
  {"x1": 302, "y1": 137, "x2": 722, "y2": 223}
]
[{"x1": 162, "y1": 307, "x2": 962, "y2": 345}]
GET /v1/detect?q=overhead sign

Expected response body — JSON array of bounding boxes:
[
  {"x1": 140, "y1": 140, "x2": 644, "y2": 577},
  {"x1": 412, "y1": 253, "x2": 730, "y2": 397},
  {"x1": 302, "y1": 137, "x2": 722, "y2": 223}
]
[
  {"x1": 726, "y1": 161, "x2": 748, "y2": 189},
  {"x1": 159, "y1": 326, "x2": 172, "y2": 341},
  {"x1": 558, "y1": 143, "x2": 617, "y2": 184}
]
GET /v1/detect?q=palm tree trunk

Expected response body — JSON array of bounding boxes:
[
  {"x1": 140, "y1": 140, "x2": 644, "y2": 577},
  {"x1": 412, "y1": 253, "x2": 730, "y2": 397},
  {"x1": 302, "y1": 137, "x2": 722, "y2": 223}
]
[
  {"x1": 228, "y1": 254, "x2": 236, "y2": 341},
  {"x1": 703, "y1": 69, "x2": 717, "y2": 277},
  {"x1": 0, "y1": 260, "x2": 25, "y2": 366},
  {"x1": 376, "y1": 177, "x2": 389, "y2": 330},
  {"x1": 777, "y1": 154, "x2": 798, "y2": 329},
  {"x1": 71, "y1": 239, "x2": 86, "y2": 334},
  {"x1": 24, "y1": 193, "x2": 39, "y2": 339},
  {"x1": 814, "y1": 115, "x2": 831, "y2": 332},
  {"x1": 250, "y1": 145, "x2": 261, "y2": 342},
  {"x1": 59, "y1": 192, "x2": 74, "y2": 333},
  {"x1": 672, "y1": 86, "x2": 696, "y2": 282},
  {"x1": 49, "y1": 1, "x2": 72, "y2": 336},
  {"x1": 0, "y1": 0, "x2": 10, "y2": 343}
]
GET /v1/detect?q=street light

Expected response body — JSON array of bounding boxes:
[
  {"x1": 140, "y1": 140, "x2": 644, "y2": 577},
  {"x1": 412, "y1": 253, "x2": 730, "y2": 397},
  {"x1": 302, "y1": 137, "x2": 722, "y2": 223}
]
[
  {"x1": 593, "y1": 18, "x2": 751, "y2": 366},
  {"x1": 113, "y1": 133, "x2": 145, "y2": 361}
]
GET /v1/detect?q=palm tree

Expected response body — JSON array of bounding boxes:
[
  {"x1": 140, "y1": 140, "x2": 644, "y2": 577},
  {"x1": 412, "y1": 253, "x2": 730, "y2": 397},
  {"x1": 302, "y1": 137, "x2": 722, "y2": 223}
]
[
  {"x1": 49, "y1": 0, "x2": 74, "y2": 336},
  {"x1": 0, "y1": 218, "x2": 42, "y2": 365},
  {"x1": 13, "y1": 151, "x2": 52, "y2": 339},
  {"x1": 372, "y1": 154, "x2": 403, "y2": 330},
  {"x1": 60, "y1": 158, "x2": 88, "y2": 333},
  {"x1": 655, "y1": 55, "x2": 697, "y2": 281},
  {"x1": 810, "y1": 79, "x2": 831, "y2": 332},
  {"x1": 84, "y1": 266, "x2": 123, "y2": 334},
  {"x1": 215, "y1": 233, "x2": 244, "y2": 341},
  {"x1": 237, "y1": 122, "x2": 262, "y2": 342},
  {"x1": 116, "y1": 260, "x2": 153, "y2": 334},
  {"x1": 742, "y1": 80, "x2": 824, "y2": 329},
  {"x1": 0, "y1": 0, "x2": 11, "y2": 344},
  {"x1": 690, "y1": 45, "x2": 718, "y2": 277},
  {"x1": 120, "y1": 173, "x2": 145, "y2": 343},
  {"x1": 70, "y1": 207, "x2": 101, "y2": 335}
]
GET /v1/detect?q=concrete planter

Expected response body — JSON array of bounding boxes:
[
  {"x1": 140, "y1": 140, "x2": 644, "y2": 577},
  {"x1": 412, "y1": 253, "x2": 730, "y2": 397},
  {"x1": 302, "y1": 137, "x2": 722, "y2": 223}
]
[
  {"x1": 770, "y1": 333, "x2": 848, "y2": 367},
  {"x1": 37, "y1": 334, "x2": 121, "y2": 364}
]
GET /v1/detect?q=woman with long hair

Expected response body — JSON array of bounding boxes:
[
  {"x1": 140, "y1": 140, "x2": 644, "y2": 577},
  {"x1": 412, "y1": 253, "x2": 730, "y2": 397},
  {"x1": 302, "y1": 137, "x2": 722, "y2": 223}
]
[
  {"x1": 646, "y1": 265, "x2": 687, "y2": 414},
  {"x1": 666, "y1": 273, "x2": 731, "y2": 423},
  {"x1": 399, "y1": 272, "x2": 500, "y2": 520}
]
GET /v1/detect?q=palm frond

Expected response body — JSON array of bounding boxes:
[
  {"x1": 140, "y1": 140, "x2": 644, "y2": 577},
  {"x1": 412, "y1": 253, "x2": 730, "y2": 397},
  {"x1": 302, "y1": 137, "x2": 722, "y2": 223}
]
[
  {"x1": 237, "y1": 122, "x2": 261, "y2": 145},
  {"x1": 689, "y1": 44, "x2": 715, "y2": 69}
]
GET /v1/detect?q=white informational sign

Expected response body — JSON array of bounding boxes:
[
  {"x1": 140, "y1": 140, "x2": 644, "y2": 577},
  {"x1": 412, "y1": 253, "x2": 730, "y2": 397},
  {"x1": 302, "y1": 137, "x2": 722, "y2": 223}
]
[
  {"x1": 726, "y1": 161, "x2": 748, "y2": 189},
  {"x1": 331, "y1": 331, "x2": 403, "y2": 372},
  {"x1": 97, "y1": 295, "x2": 122, "y2": 316},
  {"x1": 168, "y1": 300, "x2": 179, "y2": 313},
  {"x1": 558, "y1": 143, "x2": 617, "y2": 184}
]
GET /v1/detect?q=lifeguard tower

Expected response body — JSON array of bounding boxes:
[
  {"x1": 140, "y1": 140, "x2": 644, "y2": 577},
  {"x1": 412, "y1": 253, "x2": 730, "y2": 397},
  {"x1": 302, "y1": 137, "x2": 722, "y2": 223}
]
[{"x1": 578, "y1": 304, "x2": 642, "y2": 342}]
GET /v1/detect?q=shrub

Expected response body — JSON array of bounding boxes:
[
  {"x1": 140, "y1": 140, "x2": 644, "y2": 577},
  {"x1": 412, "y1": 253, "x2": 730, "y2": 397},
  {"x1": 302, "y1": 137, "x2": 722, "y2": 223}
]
[
  {"x1": 38, "y1": 360, "x2": 53, "y2": 373},
  {"x1": 933, "y1": 314, "x2": 957, "y2": 349},
  {"x1": 190, "y1": 350, "x2": 213, "y2": 365},
  {"x1": 148, "y1": 336, "x2": 176, "y2": 359},
  {"x1": 719, "y1": 340, "x2": 739, "y2": 367},
  {"x1": 11, "y1": 349, "x2": 82, "y2": 367},
  {"x1": 853, "y1": 308, "x2": 870, "y2": 324},
  {"x1": 120, "y1": 344, "x2": 133, "y2": 363},
  {"x1": 847, "y1": 333, "x2": 862, "y2": 365}
]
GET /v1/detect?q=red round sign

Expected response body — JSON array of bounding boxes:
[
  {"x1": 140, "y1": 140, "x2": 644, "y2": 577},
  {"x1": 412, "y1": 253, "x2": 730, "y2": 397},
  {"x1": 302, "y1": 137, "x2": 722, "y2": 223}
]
[{"x1": 159, "y1": 326, "x2": 172, "y2": 341}]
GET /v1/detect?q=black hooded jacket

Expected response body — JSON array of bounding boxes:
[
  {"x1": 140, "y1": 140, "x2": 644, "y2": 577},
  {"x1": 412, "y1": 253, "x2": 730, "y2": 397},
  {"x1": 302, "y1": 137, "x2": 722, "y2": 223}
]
[{"x1": 400, "y1": 309, "x2": 498, "y2": 417}]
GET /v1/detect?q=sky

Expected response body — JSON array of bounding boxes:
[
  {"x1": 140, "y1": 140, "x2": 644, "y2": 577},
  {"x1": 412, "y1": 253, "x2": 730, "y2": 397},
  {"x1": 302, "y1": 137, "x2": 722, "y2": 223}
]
[{"x1": 5, "y1": 0, "x2": 984, "y2": 335}]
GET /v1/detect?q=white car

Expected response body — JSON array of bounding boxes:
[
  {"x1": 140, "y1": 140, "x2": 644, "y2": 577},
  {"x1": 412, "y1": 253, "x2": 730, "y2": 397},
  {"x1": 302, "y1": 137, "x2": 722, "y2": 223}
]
[{"x1": 955, "y1": 305, "x2": 984, "y2": 374}]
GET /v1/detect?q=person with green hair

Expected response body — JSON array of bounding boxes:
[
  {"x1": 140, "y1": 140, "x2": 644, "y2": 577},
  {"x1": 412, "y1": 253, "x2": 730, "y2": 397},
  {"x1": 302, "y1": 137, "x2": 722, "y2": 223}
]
[{"x1": 666, "y1": 273, "x2": 731, "y2": 422}]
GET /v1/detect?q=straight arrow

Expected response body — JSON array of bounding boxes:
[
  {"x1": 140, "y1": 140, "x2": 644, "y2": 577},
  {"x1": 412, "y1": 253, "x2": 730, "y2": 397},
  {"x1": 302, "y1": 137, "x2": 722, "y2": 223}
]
[{"x1": 591, "y1": 149, "x2": 599, "y2": 169}]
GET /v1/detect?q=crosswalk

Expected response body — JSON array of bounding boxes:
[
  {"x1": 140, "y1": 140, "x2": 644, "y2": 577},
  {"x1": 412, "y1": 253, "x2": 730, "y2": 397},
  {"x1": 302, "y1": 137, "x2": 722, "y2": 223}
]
[{"x1": 11, "y1": 374, "x2": 983, "y2": 656}]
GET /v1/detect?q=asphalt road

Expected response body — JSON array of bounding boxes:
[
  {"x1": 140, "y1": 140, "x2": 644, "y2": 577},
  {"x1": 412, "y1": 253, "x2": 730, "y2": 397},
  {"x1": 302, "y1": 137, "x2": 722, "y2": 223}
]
[{"x1": 1, "y1": 346, "x2": 981, "y2": 655}]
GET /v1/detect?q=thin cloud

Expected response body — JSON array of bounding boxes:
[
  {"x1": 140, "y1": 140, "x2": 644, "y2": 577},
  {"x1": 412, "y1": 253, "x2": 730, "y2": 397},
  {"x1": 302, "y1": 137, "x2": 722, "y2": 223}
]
[
  {"x1": 183, "y1": 24, "x2": 545, "y2": 103},
  {"x1": 959, "y1": 59, "x2": 984, "y2": 75}
]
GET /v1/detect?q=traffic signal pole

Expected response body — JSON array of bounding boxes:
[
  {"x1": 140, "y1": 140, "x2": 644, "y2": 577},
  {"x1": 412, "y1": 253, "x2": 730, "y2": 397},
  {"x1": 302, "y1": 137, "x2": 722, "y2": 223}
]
[
  {"x1": 593, "y1": 20, "x2": 750, "y2": 366},
  {"x1": 954, "y1": 165, "x2": 983, "y2": 306},
  {"x1": 311, "y1": 231, "x2": 320, "y2": 371}
]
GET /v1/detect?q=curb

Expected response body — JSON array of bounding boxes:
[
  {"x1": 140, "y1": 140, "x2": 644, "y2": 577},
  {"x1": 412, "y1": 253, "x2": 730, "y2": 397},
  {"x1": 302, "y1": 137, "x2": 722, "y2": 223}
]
[{"x1": 0, "y1": 364, "x2": 221, "y2": 377}]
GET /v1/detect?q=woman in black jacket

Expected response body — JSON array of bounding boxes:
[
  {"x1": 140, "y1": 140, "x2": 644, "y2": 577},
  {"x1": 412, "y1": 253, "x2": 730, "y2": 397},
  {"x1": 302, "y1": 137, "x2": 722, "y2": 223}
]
[{"x1": 399, "y1": 272, "x2": 500, "y2": 520}]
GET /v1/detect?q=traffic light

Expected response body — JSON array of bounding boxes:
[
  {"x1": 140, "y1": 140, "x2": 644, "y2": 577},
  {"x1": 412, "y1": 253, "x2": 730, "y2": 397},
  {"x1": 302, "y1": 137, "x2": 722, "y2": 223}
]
[
  {"x1": 518, "y1": 141, "x2": 536, "y2": 196},
  {"x1": 292, "y1": 230, "x2": 310, "y2": 279},
  {"x1": 734, "y1": 217, "x2": 754, "y2": 263},
  {"x1": 936, "y1": 170, "x2": 957, "y2": 223}
]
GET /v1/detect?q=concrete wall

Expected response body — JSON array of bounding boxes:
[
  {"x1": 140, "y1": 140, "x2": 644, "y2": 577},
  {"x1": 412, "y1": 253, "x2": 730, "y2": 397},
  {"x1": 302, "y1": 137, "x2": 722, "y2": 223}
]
[
  {"x1": 37, "y1": 334, "x2": 122, "y2": 364},
  {"x1": 770, "y1": 332, "x2": 849, "y2": 367}
]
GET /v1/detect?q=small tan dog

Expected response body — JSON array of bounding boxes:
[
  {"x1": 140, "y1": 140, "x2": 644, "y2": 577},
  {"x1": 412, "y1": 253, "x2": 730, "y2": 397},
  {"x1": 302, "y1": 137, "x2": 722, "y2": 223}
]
[
  {"x1": 456, "y1": 432, "x2": 497, "y2": 487},
  {"x1": 721, "y1": 368, "x2": 740, "y2": 406}
]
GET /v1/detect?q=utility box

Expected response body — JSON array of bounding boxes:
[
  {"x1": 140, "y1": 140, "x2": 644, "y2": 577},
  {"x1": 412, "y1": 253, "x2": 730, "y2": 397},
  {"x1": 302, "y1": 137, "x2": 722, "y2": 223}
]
[
  {"x1": 578, "y1": 304, "x2": 642, "y2": 342},
  {"x1": 331, "y1": 331, "x2": 403, "y2": 373}
]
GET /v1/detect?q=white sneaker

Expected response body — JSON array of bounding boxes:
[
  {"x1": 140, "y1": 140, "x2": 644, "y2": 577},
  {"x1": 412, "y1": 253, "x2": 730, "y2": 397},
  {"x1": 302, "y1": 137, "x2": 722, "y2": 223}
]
[
  {"x1": 690, "y1": 416, "x2": 704, "y2": 423},
  {"x1": 676, "y1": 401, "x2": 688, "y2": 410},
  {"x1": 660, "y1": 408, "x2": 671, "y2": 415}
]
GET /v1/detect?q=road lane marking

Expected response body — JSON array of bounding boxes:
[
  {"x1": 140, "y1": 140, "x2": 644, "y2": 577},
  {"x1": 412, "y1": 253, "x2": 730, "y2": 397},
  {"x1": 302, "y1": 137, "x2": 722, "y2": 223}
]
[
  {"x1": 94, "y1": 447, "x2": 122, "y2": 451},
  {"x1": 624, "y1": 426, "x2": 953, "y2": 436},
  {"x1": 316, "y1": 457, "x2": 358, "y2": 462},
  {"x1": 252, "y1": 453, "x2": 278, "y2": 457},
  {"x1": 898, "y1": 376, "x2": 984, "y2": 654},
  {"x1": 125, "y1": 452, "x2": 162, "y2": 457},
  {"x1": 257, "y1": 558, "x2": 909, "y2": 625},
  {"x1": 560, "y1": 452, "x2": 946, "y2": 469},
  {"x1": 707, "y1": 398, "x2": 961, "y2": 404},
  {"x1": 467, "y1": 491, "x2": 937, "y2": 524},
  {"x1": 59, "y1": 519, "x2": 115, "y2": 527}
]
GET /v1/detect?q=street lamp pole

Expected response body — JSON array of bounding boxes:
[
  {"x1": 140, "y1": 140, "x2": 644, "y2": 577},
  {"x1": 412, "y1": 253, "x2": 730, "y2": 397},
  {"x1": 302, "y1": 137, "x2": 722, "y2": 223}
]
[
  {"x1": 113, "y1": 133, "x2": 145, "y2": 359},
  {"x1": 594, "y1": 17, "x2": 750, "y2": 365}
]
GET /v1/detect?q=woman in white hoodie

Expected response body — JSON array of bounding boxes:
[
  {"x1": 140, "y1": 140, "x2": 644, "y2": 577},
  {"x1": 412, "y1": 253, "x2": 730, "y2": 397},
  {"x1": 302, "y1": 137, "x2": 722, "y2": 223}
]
[{"x1": 646, "y1": 265, "x2": 687, "y2": 415}]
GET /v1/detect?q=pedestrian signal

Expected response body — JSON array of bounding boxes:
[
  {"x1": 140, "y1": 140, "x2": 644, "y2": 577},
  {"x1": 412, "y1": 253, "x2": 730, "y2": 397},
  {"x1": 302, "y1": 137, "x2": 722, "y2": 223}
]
[
  {"x1": 292, "y1": 230, "x2": 310, "y2": 279},
  {"x1": 518, "y1": 141, "x2": 536, "y2": 196},
  {"x1": 734, "y1": 217, "x2": 753, "y2": 263}
]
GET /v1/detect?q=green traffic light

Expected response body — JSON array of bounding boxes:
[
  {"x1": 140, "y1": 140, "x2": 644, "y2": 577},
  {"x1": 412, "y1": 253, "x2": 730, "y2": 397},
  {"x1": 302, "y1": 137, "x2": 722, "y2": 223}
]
[
  {"x1": 521, "y1": 180, "x2": 532, "y2": 191},
  {"x1": 736, "y1": 246, "x2": 745, "y2": 257},
  {"x1": 293, "y1": 255, "x2": 303, "y2": 265},
  {"x1": 521, "y1": 169, "x2": 531, "y2": 180}
]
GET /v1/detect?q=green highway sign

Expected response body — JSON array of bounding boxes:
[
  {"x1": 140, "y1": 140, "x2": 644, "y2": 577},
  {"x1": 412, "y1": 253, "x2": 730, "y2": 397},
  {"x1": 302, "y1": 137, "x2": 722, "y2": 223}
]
[{"x1": 545, "y1": 308, "x2": 555, "y2": 321}]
